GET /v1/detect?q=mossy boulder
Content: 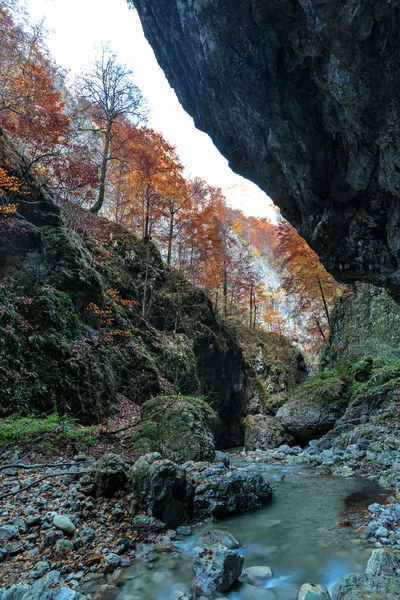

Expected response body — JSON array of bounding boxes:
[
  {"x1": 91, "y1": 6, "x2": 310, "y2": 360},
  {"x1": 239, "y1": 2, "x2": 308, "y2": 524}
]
[
  {"x1": 244, "y1": 414, "x2": 293, "y2": 451},
  {"x1": 132, "y1": 396, "x2": 217, "y2": 463},
  {"x1": 276, "y1": 370, "x2": 351, "y2": 442}
]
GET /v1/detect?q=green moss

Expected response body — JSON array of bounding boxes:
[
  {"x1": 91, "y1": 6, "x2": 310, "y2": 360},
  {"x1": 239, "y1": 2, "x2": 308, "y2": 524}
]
[{"x1": 350, "y1": 359, "x2": 400, "y2": 405}]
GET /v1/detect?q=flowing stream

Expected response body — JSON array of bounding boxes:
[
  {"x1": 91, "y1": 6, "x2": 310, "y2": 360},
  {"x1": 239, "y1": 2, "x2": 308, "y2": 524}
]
[{"x1": 117, "y1": 459, "x2": 388, "y2": 600}]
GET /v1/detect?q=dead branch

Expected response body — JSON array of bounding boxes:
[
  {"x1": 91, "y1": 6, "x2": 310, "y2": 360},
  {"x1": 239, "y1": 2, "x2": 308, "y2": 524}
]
[{"x1": 0, "y1": 461, "x2": 90, "y2": 473}]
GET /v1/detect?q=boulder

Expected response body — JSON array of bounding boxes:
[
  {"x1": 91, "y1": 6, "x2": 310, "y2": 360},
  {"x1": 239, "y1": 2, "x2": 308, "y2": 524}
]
[
  {"x1": 244, "y1": 414, "x2": 292, "y2": 450},
  {"x1": 332, "y1": 573, "x2": 400, "y2": 600},
  {"x1": 192, "y1": 544, "x2": 244, "y2": 596},
  {"x1": 184, "y1": 460, "x2": 272, "y2": 520},
  {"x1": 298, "y1": 583, "x2": 331, "y2": 600},
  {"x1": 132, "y1": 396, "x2": 217, "y2": 463},
  {"x1": 52, "y1": 515, "x2": 76, "y2": 537},
  {"x1": 365, "y1": 549, "x2": 398, "y2": 578},
  {"x1": 195, "y1": 529, "x2": 240, "y2": 550},
  {"x1": 93, "y1": 453, "x2": 129, "y2": 498},
  {"x1": 276, "y1": 373, "x2": 349, "y2": 442},
  {"x1": 130, "y1": 453, "x2": 190, "y2": 528},
  {"x1": 239, "y1": 566, "x2": 273, "y2": 587}
]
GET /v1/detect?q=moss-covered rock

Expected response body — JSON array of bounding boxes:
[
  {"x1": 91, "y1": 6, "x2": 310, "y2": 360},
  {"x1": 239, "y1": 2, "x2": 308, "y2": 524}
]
[
  {"x1": 244, "y1": 414, "x2": 292, "y2": 450},
  {"x1": 132, "y1": 396, "x2": 217, "y2": 463},
  {"x1": 276, "y1": 370, "x2": 351, "y2": 442},
  {"x1": 323, "y1": 285, "x2": 400, "y2": 369}
]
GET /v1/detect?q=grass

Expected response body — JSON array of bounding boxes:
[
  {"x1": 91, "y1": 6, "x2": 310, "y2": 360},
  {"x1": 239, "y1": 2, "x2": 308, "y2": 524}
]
[{"x1": 0, "y1": 412, "x2": 98, "y2": 448}]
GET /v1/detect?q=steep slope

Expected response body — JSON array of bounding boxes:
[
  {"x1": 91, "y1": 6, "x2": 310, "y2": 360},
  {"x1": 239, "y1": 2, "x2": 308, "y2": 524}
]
[
  {"x1": 0, "y1": 139, "x2": 305, "y2": 447},
  {"x1": 131, "y1": 0, "x2": 400, "y2": 296}
]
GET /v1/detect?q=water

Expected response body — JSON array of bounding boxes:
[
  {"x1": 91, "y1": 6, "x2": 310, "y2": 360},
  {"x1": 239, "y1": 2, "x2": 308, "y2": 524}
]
[{"x1": 117, "y1": 460, "x2": 388, "y2": 600}]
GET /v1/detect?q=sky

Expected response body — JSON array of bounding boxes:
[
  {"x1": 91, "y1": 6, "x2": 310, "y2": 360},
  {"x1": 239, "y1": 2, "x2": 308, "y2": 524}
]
[{"x1": 24, "y1": 0, "x2": 276, "y2": 219}]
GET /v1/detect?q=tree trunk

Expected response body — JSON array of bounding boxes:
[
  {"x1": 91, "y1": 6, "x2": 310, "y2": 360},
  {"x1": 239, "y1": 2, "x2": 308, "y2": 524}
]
[{"x1": 90, "y1": 126, "x2": 111, "y2": 214}]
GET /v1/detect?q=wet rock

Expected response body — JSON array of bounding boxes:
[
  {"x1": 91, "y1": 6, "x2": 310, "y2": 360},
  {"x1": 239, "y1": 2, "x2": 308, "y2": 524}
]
[
  {"x1": 214, "y1": 451, "x2": 230, "y2": 467},
  {"x1": 195, "y1": 529, "x2": 240, "y2": 550},
  {"x1": 244, "y1": 414, "x2": 292, "y2": 450},
  {"x1": 93, "y1": 454, "x2": 129, "y2": 498},
  {"x1": 131, "y1": 453, "x2": 190, "y2": 528},
  {"x1": 365, "y1": 549, "x2": 398, "y2": 577},
  {"x1": 298, "y1": 583, "x2": 331, "y2": 600},
  {"x1": 184, "y1": 460, "x2": 272, "y2": 519},
  {"x1": 192, "y1": 544, "x2": 244, "y2": 596},
  {"x1": 239, "y1": 565, "x2": 273, "y2": 587},
  {"x1": 92, "y1": 585, "x2": 119, "y2": 600},
  {"x1": 177, "y1": 525, "x2": 192, "y2": 536},
  {"x1": 52, "y1": 515, "x2": 76, "y2": 536}
]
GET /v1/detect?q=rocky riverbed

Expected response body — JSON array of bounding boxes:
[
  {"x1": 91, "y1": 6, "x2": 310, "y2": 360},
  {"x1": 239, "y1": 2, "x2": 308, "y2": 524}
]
[{"x1": 1, "y1": 415, "x2": 400, "y2": 599}]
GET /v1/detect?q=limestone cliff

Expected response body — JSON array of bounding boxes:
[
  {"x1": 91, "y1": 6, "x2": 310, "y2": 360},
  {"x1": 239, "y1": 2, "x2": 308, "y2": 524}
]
[{"x1": 132, "y1": 0, "x2": 400, "y2": 296}]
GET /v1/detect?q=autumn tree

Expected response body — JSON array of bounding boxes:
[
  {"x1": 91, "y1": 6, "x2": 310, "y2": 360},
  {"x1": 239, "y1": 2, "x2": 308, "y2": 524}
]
[
  {"x1": 78, "y1": 45, "x2": 147, "y2": 214},
  {"x1": 276, "y1": 220, "x2": 344, "y2": 343}
]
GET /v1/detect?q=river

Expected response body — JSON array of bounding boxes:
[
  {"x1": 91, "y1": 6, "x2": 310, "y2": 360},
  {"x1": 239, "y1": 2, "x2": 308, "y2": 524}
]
[{"x1": 117, "y1": 458, "x2": 388, "y2": 600}]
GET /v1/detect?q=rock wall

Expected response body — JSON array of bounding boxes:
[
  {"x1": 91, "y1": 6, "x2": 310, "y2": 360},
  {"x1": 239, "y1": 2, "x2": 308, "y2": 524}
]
[
  {"x1": 131, "y1": 0, "x2": 400, "y2": 296},
  {"x1": 323, "y1": 284, "x2": 400, "y2": 368}
]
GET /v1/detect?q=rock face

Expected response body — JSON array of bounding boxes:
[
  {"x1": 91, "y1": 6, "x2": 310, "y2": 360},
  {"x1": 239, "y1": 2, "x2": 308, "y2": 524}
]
[
  {"x1": 244, "y1": 414, "x2": 292, "y2": 450},
  {"x1": 132, "y1": 396, "x2": 217, "y2": 463},
  {"x1": 132, "y1": 0, "x2": 400, "y2": 296}
]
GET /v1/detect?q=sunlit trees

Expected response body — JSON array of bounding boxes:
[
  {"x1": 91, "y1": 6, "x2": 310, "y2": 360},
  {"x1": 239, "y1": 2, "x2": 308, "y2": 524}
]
[
  {"x1": 275, "y1": 220, "x2": 344, "y2": 341},
  {"x1": 78, "y1": 45, "x2": 147, "y2": 214}
]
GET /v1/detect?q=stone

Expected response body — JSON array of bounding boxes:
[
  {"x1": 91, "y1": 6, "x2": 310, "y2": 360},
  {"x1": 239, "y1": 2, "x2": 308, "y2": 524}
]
[
  {"x1": 298, "y1": 583, "x2": 331, "y2": 600},
  {"x1": 238, "y1": 565, "x2": 273, "y2": 587},
  {"x1": 0, "y1": 526, "x2": 18, "y2": 541},
  {"x1": 103, "y1": 553, "x2": 121, "y2": 574},
  {"x1": 365, "y1": 549, "x2": 398, "y2": 577},
  {"x1": 214, "y1": 451, "x2": 230, "y2": 467},
  {"x1": 29, "y1": 561, "x2": 50, "y2": 580},
  {"x1": 195, "y1": 529, "x2": 240, "y2": 550},
  {"x1": 130, "y1": 453, "x2": 190, "y2": 528},
  {"x1": 52, "y1": 515, "x2": 76, "y2": 536},
  {"x1": 184, "y1": 460, "x2": 272, "y2": 520},
  {"x1": 132, "y1": 0, "x2": 400, "y2": 297},
  {"x1": 93, "y1": 453, "x2": 129, "y2": 498},
  {"x1": 244, "y1": 414, "x2": 292, "y2": 450},
  {"x1": 56, "y1": 539, "x2": 74, "y2": 555},
  {"x1": 131, "y1": 515, "x2": 165, "y2": 533},
  {"x1": 192, "y1": 544, "x2": 244, "y2": 596},
  {"x1": 177, "y1": 525, "x2": 192, "y2": 536},
  {"x1": 4, "y1": 542, "x2": 24, "y2": 556}
]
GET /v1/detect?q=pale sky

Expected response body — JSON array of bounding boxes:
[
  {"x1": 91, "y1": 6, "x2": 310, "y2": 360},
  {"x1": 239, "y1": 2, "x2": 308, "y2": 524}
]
[{"x1": 25, "y1": 0, "x2": 276, "y2": 219}]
